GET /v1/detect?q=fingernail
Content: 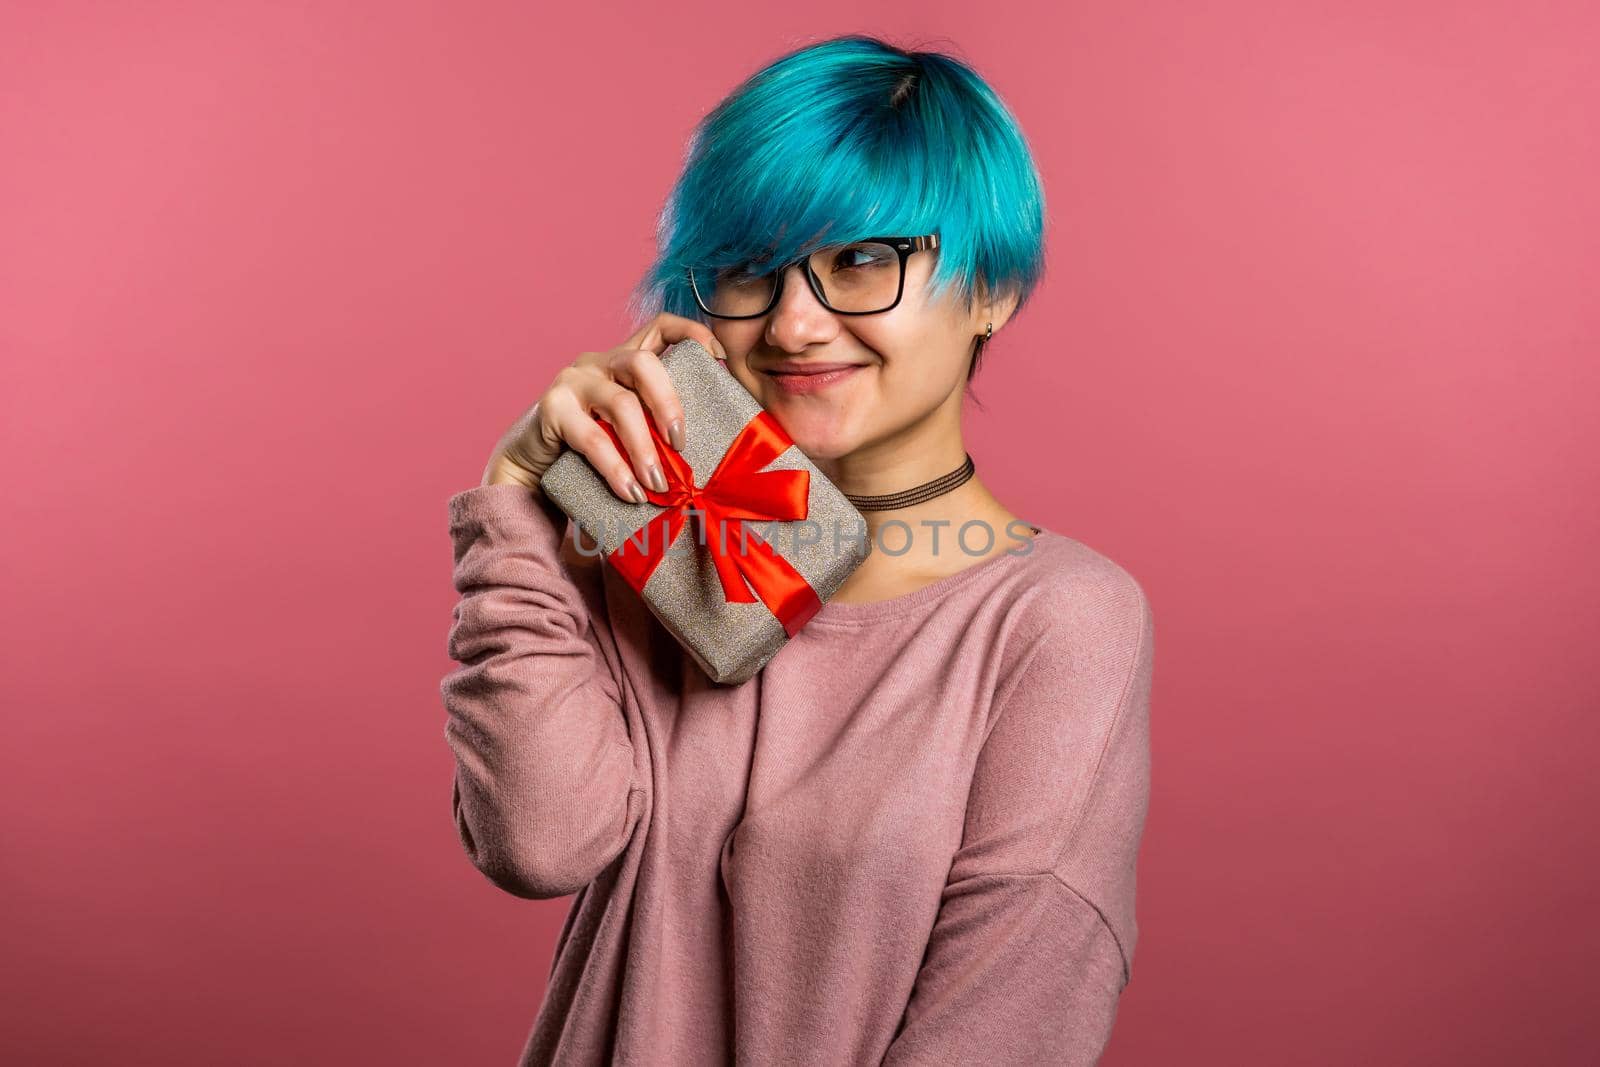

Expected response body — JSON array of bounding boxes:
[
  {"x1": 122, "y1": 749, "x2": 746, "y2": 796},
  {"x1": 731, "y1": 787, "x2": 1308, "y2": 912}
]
[
  {"x1": 646, "y1": 463, "x2": 668, "y2": 493},
  {"x1": 626, "y1": 479, "x2": 648, "y2": 504},
  {"x1": 667, "y1": 418, "x2": 685, "y2": 452}
]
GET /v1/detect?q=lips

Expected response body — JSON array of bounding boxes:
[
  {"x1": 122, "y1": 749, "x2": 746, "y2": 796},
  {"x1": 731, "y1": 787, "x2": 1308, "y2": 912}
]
[
  {"x1": 761, "y1": 362, "x2": 866, "y2": 396},
  {"x1": 762, "y1": 361, "x2": 867, "y2": 375}
]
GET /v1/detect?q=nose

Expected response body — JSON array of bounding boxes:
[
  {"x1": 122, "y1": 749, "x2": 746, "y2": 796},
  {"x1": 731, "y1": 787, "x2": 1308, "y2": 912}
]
[{"x1": 764, "y1": 262, "x2": 840, "y2": 354}]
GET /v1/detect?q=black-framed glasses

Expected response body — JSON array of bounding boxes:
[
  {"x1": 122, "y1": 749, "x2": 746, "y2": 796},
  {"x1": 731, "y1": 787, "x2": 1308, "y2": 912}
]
[{"x1": 687, "y1": 234, "x2": 940, "y2": 319}]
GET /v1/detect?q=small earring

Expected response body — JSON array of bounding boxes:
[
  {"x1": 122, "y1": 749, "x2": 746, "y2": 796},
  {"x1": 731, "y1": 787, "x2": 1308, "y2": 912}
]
[{"x1": 985, "y1": 322, "x2": 993, "y2": 340}]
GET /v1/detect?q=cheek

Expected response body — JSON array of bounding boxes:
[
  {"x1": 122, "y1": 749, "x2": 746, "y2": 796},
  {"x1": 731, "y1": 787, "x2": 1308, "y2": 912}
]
[
  {"x1": 722, "y1": 359, "x2": 762, "y2": 400},
  {"x1": 875, "y1": 359, "x2": 962, "y2": 416},
  {"x1": 712, "y1": 325, "x2": 765, "y2": 381},
  {"x1": 871, "y1": 288, "x2": 973, "y2": 372},
  {"x1": 874, "y1": 319, "x2": 973, "y2": 392}
]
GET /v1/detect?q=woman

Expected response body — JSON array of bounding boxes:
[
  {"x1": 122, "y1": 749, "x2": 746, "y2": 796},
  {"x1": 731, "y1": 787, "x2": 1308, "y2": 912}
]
[{"x1": 442, "y1": 34, "x2": 1153, "y2": 1066}]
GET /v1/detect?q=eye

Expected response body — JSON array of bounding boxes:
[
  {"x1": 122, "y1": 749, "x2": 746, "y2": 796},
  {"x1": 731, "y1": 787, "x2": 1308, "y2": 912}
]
[
  {"x1": 719, "y1": 262, "x2": 767, "y2": 284},
  {"x1": 826, "y1": 243, "x2": 894, "y2": 272}
]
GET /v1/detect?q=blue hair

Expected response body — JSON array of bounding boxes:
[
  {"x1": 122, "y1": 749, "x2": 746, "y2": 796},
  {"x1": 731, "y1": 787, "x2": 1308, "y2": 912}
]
[{"x1": 627, "y1": 34, "x2": 1047, "y2": 378}]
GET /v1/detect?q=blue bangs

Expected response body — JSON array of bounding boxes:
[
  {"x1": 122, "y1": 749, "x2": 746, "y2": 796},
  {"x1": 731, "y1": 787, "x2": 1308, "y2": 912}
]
[{"x1": 627, "y1": 35, "x2": 1046, "y2": 329}]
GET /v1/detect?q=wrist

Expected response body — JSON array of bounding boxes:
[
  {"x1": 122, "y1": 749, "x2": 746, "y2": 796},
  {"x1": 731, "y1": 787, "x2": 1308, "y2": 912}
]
[{"x1": 483, "y1": 455, "x2": 540, "y2": 490}]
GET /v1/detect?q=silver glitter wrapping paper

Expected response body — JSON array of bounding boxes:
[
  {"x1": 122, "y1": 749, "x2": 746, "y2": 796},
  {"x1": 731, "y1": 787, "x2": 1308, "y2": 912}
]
[{"x1": 538, "y1": 338, "x2": 870, "y2": 685}]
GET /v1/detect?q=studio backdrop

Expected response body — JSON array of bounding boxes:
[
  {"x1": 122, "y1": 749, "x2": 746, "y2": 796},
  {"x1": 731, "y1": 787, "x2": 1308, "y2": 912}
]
[{"x1": 2, "y1": 3, "x2": 1596, "y2": 1065}]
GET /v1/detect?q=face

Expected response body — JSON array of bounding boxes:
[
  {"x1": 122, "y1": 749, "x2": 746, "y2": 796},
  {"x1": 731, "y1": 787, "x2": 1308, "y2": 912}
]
[{"x1": 707, "y1": 250, "x2": 1004, "y2": 462}]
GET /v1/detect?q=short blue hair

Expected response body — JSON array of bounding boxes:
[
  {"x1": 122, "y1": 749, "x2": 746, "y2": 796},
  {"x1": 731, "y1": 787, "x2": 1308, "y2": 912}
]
[{"x1": 627, "y1": 35, "x2": 1047, "y2": 375}]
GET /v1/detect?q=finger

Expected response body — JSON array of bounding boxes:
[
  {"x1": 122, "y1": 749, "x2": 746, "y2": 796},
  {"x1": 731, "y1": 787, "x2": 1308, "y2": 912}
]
[
  {"x1": 544, "y1": 386, "x2": 649, "y2": 505},
  {"x1": 609, "y1": 347, "x2": 686, "y2": 453},
  {"x1": 624, "y1": 311, "x2": 726, "y2": 361},
  {"x1": 589, "y1": 380, "x2": 668, "y2": 501}
]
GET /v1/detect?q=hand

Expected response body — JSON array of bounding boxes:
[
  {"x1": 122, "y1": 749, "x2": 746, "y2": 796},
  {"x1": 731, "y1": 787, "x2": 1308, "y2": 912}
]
[{"x1": 480, "y1": 313, "x2": 726, "y2": 503}]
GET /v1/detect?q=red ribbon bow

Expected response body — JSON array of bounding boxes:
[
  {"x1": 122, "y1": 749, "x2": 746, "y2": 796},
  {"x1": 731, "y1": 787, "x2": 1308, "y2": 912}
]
[{"x1": 595, "y1": 410, "x2": 821, "y2": 636}]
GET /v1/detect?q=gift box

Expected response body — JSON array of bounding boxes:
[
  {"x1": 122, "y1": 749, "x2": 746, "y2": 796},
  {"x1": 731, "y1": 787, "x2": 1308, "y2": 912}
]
[{"x1": 537, "y1": 338, "x2": 870, "y2": 685}]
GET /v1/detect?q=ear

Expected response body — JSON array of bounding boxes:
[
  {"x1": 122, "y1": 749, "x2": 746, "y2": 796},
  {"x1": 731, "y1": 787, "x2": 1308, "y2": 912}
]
[{"x1": 972, "y1": 279, "x2": 1021, "y2": 335}]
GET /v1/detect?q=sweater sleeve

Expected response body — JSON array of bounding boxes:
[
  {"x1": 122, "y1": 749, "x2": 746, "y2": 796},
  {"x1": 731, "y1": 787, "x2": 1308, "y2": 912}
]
[
  {"x1": 440, "y1": 482, "x2": 644, "y2": 900},
  {"x1": 881, "y1": 568, "x2": 1154, "y2": 1066}
]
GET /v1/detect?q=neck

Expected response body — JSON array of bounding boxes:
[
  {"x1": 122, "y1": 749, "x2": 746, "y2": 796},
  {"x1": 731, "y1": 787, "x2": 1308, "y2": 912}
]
[{"x1": 811, "y1": 405, "x2": 1014, "y2": 561}]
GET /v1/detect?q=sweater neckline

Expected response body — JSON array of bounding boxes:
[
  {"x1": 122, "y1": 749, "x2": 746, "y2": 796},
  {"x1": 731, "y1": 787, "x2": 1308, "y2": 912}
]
[{"x1": 806, "y1": 527, "x2": 1052, "y2": 626}]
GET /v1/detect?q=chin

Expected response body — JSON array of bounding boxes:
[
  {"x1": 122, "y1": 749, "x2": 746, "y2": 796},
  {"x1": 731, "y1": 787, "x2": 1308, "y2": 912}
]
[{"x1": 764, "y1": 410, "x2": 858, "y2": 462}]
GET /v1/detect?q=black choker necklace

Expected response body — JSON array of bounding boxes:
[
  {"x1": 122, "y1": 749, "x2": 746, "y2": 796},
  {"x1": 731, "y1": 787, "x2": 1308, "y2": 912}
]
[{"x1": 842, "y1": 453, "x2": 976, "y2": 512}]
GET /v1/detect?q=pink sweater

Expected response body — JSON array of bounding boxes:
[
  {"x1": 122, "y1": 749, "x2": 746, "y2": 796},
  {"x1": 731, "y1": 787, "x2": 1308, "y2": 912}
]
[{"x1": 441, "y1": 482, "x2": 1154, "y2": 1065}]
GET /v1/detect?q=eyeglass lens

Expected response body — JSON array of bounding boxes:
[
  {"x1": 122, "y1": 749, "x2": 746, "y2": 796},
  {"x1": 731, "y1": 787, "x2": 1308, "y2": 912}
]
[{"x1": 692, "y1": 241, "x2": 903, "y2": 317}]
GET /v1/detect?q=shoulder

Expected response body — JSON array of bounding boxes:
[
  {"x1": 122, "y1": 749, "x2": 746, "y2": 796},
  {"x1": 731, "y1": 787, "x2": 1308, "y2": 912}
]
[{"x1": 1003, "y1": 532, "x2": 1153, "y2": 686}]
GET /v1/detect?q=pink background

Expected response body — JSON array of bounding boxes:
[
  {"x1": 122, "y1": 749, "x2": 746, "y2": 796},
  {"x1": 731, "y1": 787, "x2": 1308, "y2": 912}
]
[{"x1": 3, "y1": 3, "x2": 1596, "y2": 1063}]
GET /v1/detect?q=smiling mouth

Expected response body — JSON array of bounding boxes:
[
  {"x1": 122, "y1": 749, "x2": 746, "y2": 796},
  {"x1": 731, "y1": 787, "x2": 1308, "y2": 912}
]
[
  {"x1": 758, "y1": 362, "x2": 867, "y2": 396},
  {"x1": 761, "y1": 362, "x2": 868, "y2": 376}
]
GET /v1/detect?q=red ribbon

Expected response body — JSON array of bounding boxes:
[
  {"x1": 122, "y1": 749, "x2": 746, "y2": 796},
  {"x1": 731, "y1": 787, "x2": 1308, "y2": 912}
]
[{"x1": 594, "y1": 410, "x2": 821, "y2": 637}]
